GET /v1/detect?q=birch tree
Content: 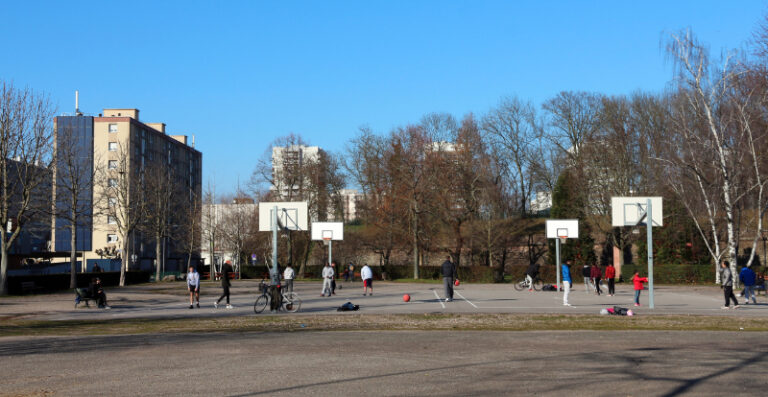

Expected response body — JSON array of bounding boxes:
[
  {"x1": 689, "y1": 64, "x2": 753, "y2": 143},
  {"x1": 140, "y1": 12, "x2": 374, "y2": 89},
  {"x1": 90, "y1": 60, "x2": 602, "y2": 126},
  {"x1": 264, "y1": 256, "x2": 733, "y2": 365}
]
[{"x1": 0, "y1": 82, "x2": 54, "y2": 295}]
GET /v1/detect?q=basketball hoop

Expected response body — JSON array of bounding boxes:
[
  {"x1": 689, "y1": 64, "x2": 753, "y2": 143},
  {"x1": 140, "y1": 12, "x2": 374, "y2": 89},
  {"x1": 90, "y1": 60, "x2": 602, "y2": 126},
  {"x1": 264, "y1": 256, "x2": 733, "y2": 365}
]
[
  {"x1": 558, "y1": 236, "x2": 567, "y2": 245},
  {"x1": 323, "y1": 237, "x2": 331, "y2": 246}
]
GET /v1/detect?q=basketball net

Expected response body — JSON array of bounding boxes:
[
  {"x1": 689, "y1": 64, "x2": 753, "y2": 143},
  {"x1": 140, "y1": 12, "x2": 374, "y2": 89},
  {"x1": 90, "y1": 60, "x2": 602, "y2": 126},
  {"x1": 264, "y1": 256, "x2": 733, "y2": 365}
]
[
  {"x1": 558, "y1": 236, "x2": 567, "y2": 245},
  {"x1": 323, "y1": 238, "x2": 331, "y2": 246}
]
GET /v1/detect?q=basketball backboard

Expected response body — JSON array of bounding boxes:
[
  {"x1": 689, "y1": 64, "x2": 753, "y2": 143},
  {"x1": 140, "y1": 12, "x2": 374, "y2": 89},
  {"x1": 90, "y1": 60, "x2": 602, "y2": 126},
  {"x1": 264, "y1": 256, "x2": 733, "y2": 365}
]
[
  {"x1": 611, "y1": 197, "x2": 663, "y2": 227},
  {"x1": 311, "y1": 222, "x2": 344, "y2": 241},
  {"x1": 258, "y1": 202, "x2": 308, "y2": 231},
  {"x1": 545, "y1": 220, "x2": 579, "y2": 239}
]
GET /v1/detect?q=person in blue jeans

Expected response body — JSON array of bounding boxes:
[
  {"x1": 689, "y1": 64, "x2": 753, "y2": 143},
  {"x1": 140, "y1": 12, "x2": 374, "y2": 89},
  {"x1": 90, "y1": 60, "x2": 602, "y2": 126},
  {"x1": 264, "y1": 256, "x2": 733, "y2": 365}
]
[
  {"x1": 739, "y1": 265, "x2": 757, "y2": 304},
  {"x1": 562, "y1": 259, "x2": 572, "y2": 306}
]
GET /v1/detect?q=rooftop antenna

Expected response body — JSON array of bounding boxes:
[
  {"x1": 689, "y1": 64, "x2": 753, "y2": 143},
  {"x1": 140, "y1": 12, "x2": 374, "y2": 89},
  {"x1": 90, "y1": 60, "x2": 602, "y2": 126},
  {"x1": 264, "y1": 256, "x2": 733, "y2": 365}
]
[{"x1": 75, "y1": 90, "x2": 82, "y2": 115}]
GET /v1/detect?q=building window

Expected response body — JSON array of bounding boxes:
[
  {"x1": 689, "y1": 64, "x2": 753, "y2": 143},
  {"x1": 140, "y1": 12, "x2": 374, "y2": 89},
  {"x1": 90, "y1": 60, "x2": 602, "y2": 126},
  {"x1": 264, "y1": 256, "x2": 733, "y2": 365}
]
[
  {"x1": 108, "y1": 197, "x2": 117, "y2": 207},
  {"x1": 107, "y1": 216, "x2": 117, "y2": 225},
  {"x1": 107, "y1": 234, "x2": 118, "y2": 243},
  {"x1": 108, "y1": 142, "x2": 118, "y2": 151},
  {"x1": 108, "y1": 178, "x2": 118, "y2": 188},
  {"x1": 108, "y1": 160, "x2": 118, "y2": 169},
  {"x1": 108, "y1": 124, "x2": 118, "y2": 133}
]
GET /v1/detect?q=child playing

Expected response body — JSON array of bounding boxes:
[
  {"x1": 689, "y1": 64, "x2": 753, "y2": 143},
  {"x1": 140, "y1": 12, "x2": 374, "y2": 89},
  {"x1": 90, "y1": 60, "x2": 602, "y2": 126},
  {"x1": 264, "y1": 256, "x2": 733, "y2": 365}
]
[{"x1": 631, "y1": 272, "x2": 649, "y2": 307}]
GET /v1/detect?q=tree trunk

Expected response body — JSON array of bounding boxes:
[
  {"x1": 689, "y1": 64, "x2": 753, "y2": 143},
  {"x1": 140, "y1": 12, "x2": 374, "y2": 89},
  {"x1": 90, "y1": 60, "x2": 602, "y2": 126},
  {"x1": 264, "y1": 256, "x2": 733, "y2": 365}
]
[
  {"x1": 155, "y1": 232, "x2": 162, "y2": 282},
  {"x1": 1, "y1": 238, "x2": 8, "y2": 295},
  {"x1": 412, "y1": 201, "x2": 419, "y2": 279},
  {"x1": 70, "y1": 222, "x2": 77, "y2": 289},
  {"x1": 119, "y1": 239, "x2": 128, "y2": 287}
]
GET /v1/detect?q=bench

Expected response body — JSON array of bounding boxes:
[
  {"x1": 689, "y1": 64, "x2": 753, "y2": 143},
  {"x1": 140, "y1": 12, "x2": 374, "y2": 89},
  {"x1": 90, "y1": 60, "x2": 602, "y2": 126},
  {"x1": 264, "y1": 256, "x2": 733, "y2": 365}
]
[{"x1": 74, "y1": 288, "x2": 96, "y2": 309}]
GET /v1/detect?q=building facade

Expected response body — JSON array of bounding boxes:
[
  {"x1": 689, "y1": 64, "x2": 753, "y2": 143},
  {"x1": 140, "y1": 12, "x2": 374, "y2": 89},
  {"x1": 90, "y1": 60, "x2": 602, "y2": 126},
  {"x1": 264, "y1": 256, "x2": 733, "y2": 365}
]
[{"x1": 53, "y1": 108, "x2": 202, "y2": 272}]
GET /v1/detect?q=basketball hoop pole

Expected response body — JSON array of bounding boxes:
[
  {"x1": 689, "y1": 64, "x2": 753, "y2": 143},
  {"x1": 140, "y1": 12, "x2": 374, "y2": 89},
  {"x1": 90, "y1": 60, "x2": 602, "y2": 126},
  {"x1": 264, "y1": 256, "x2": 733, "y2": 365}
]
[
  {"x1": 555, "y1": 238, "x2": 561, "y2": 292},
  {"x1": 271, "y1": 205, "x2": 279, "y2": 286},
  {"x1": 647, "y1": 198, "x2": 654, "y2": 309}
]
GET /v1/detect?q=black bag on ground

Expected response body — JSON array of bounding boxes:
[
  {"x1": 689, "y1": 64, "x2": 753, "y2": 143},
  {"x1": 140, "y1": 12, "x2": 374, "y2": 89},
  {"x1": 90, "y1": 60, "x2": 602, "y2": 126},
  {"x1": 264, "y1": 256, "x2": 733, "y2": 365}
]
[{"x1": 337, "y1": 302, "x2": 360, "y2": 311}]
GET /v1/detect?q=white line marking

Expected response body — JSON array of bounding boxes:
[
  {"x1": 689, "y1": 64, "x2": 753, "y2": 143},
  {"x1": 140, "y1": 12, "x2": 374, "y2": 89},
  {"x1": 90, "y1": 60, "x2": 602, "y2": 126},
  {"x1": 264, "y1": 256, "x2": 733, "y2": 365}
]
[
  {"x1": 455, "y1": 291, "x2": 478, "y2": 308},
  {"x1": 433, "y1": 290, "x2": 446, "y2": 309}
]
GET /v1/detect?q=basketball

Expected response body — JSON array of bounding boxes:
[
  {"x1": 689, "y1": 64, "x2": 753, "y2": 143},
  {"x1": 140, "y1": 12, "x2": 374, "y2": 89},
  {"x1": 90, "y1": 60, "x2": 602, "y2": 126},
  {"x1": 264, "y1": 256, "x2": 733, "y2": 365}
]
[
  {"x1": 403, "y1": 294, "x2": 410, "y2": 302},
  {"x1": 454, "y1": 279, "x2": 460, "y2": 286}
]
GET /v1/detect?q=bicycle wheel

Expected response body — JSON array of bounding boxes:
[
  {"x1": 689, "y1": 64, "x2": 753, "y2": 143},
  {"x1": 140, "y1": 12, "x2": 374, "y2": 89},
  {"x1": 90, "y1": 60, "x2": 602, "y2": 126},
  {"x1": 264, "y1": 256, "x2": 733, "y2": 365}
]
[
  {"x1": 253, "y1": 295, "x2": 269, "y2": 314},
  {"x1": 282, "y1": 292, "x2": 302, "y2": 313},
  {"x1": 513, "y1": 280, "x2": 525, "y2": 291},
  {"x1": 533, "y1": 279, "x2": 544, "y2": 291}
]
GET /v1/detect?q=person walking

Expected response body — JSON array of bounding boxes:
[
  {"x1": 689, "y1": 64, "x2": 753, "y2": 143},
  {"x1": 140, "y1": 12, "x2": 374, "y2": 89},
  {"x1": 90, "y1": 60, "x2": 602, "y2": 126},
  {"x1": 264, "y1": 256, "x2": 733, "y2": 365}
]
[
  {"x1": 321, "y1": 262, "x2": 334, "y2": 297},
  {"x1": 330, "y1": 262, "x2": 337, "y2": 295},
  {"x1": 283, "y1": 263, "x2": 295, "y2": 295},
  {"x1": 525, "y1": 262, "x2": 540, "y2": 291},
  {"x1": 441, "y1": 256, "x2": 457, "y2": 302},
  {"x1": 562, "y1": 259, "x2": 572, "y2": 306},
  {"x1": 214, "y1": 260, "x2": 234, "y2": 309},
  {"x1": 605, "y1": 263, "x2": 616, "y2": 296},
  {"x1": 187, "y1": 266, "x2": 200, "y2": 309},
  {"x1": 582, "y1": 264, "x2": 592, "y2": 293},
  {"x1": 590, "y1": 264, "x2": 602, "y2": 296},
  {"x1": 739, "y1": 265, "x2": 757, "y2": 305},
  {"x1": 631, "y1": 271, "x2": 649, "y2": 307},
  {"x1": 720, "y1": 261, "x2": 740, "y2": 309},
  {"x1": 361, "y1": 263, "x2": 373, "y2": 296}
]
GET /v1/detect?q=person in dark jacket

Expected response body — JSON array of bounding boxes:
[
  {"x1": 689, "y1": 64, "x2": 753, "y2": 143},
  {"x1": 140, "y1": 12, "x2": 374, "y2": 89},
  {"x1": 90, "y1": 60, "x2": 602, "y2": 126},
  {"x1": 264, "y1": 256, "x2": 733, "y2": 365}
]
[
  {"x1": 739, "y1": 264, "x2": 757, "y2": 305},
  {"x1": 441, "y1": 256, "x2": 457, "y2": 302},
  {"x1": 89, "y1": 277, "x2": 109, "y2": 309},
  {"x1": 525, "y1": 263, "x2": 540, "y2": 291},
  {"x1": 215, "y1": 261, "x2": 234, "y2": 309},
  {"x1": 590, "y1": 264, "x2": 602, "y2": 295},
  {"x1": 582, "y1": 265, "x2": 592, "y2": 293}
]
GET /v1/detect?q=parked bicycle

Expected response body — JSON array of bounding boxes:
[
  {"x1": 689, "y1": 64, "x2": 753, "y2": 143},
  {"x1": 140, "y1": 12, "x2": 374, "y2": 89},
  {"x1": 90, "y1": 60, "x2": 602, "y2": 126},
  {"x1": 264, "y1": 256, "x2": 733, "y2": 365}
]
[
  {"x1": 514, "y1": 276, "x2": 543, "y2": 291},
  {"x1": 253, "y1": 279, "x2": 302, "y2": 313}
]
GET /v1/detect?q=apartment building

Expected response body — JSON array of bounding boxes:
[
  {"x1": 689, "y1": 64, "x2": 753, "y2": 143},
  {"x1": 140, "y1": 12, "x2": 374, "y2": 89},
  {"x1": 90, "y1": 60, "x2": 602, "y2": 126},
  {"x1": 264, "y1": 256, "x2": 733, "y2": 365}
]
[{"x1": 52, "y1": 108, "x2": 202, "y2": 272}]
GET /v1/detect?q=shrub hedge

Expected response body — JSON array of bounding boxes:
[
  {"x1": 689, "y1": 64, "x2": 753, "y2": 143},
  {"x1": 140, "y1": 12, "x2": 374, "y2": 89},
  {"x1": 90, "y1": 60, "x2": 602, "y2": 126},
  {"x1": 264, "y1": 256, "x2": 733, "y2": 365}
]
[{"x1": 7, "y1": 271, "x2": 151, "y2": 295}]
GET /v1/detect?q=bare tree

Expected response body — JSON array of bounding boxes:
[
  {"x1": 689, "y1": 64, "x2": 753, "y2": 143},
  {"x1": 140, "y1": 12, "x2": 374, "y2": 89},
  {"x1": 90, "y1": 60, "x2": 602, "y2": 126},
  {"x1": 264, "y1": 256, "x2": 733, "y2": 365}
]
[
  {"x1": 94, "y1": 142, "x2": 147, "y2": 286},
  {"x1": 542, "y1": 91, "x2": 603, "y2": 162},
  {"x1": 0, "y1": 82, "x2": 54, "y2": 295},
  {"x1": 142, "y1": 161, "x2": 176, "y2": 282},
  {"x1": 53, "y1": 118, "x2": 100, "y2": 288}
]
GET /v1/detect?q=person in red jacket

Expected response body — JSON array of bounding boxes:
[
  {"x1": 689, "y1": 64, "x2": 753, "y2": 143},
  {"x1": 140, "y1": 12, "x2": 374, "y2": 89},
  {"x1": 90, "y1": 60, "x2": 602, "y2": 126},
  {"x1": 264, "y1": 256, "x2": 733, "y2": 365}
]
[
  {"x1": 605, "y1": 263, "x2": 616, "y2": 296},
  {"x1": 631, "y1": 272, "x2": 649, "y2": 306},
  {"x1": 590, "y1": 264, "x2": 602, "y2": 295}
]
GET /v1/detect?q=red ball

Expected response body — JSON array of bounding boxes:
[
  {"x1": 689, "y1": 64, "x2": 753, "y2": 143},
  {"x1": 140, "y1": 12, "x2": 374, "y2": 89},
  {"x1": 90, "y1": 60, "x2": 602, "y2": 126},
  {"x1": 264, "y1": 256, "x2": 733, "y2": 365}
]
[
  {"x1": 403, "y1": 294, "x2": 411, "y2": 302},
  {"x1": 454, "y1": 279, "x2": 460, "y2": 286}
]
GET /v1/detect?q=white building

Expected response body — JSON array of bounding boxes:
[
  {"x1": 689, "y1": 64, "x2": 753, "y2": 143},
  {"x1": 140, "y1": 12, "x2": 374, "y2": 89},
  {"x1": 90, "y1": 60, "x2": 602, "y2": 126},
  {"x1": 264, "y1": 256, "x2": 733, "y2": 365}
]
[
  {"x1": 200, "y1": 199, "x2": 258, "y2": 273},
  {"x1": 271, "y1": 145, "x2": 320, "y2": 198}
]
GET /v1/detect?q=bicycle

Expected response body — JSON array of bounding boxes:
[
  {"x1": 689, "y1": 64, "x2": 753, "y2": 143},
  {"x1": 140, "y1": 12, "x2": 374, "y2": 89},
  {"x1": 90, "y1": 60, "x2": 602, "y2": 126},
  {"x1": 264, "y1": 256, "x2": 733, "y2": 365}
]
[
  {"x1": 514, "y1": 275, "x2": 543, "y2": 291},
  {"x1": 253, "y1": 280, "x2": 302, "y2": 313}
]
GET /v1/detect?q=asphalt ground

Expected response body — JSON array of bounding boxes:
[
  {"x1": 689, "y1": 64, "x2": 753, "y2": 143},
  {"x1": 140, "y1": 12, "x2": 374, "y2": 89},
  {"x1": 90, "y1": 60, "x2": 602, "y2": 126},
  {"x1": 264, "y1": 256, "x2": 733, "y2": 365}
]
[
  {"x1": 1, "y1": 330, "x2": 765, "y2": 396},
  {"x1": 0, "y1": 279, "x2": 766, "y2": 322}
]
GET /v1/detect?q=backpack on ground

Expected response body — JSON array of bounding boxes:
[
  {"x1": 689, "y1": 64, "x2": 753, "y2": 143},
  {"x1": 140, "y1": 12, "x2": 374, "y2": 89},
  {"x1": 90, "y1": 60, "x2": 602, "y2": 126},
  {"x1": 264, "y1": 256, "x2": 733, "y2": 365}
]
[{"x1": 337, "y1": 301, "x2": 360, "y2": 311}]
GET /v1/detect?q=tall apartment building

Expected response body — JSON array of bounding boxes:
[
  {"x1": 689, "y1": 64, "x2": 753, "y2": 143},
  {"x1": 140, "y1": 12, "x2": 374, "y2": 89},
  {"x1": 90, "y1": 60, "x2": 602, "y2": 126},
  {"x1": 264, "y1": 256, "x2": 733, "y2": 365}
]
[
  {"x1": 53, "y1": 108, "x2": 202, "y2": 272},
  {"x1": 270, "y1": 144, "x2": 320, "y2": 199}
]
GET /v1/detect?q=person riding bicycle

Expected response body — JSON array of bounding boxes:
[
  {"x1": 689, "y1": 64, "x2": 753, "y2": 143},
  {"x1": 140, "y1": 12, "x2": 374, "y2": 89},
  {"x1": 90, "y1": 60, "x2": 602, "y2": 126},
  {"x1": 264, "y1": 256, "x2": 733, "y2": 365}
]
[{"x1": 525, "y1": 263, "x2": 540, "y2": 291}]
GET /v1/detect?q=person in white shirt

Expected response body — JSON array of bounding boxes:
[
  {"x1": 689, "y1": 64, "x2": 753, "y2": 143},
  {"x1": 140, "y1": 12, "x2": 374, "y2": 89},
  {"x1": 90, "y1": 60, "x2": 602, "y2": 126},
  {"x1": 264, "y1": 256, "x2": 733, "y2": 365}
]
[
  {"x1": 283, "y1": 264, "x2": 295, "y2": 295},
  {"x1": 361, "y1": 264, "x2": 373, "y2": 296},
  {"x1": 187, "y1": 266, "x2": 200, "y2": 309},
  {"x1": 321, "y1": 263, "x2": 334, "y2": 297}
]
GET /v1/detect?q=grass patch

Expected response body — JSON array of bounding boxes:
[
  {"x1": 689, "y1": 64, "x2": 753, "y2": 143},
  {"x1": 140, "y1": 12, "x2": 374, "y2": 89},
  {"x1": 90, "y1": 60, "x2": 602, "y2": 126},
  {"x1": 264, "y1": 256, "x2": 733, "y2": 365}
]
[{"x1": 1, "y1": 313, "x2": 766, "y2": 338}]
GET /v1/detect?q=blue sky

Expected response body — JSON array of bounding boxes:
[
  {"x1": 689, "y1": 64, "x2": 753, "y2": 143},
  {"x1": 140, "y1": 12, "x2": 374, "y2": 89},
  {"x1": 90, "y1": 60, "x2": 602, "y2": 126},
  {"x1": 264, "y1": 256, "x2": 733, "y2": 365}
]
[{"x1": 1, "y1": 1, "x2": 765, "y2": 194}]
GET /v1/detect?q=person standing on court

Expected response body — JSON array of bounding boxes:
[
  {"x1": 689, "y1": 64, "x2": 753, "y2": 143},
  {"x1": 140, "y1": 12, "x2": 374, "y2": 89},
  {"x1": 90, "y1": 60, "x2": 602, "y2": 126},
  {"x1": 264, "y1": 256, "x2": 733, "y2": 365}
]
[
  {"x1": 348, "y1": 262, "x2": 355, "y2": 282},
  {"x1": 187, "y1": 266, "x2": 200, "y2": 309},
  {"x1": 441, "y1": 256, "x2": 457, "y2": 302},
  {"x1": 605, "y1": 263, "x2": 616, "y2": 296},
  {"x1": 590, "y1": 263, "x2": 602, "y2": 295},
  {"x1": 330, "y1": 262, "x2": 338, "y2": 295},
  {"x1": 739, "y1": 264, "x2": 757, "y2": 305},
  {"x1": 562, "y1": 259, "x2": 572, "y2": 306},
  {"x1": 582, "y1": 264, "x2": 592, "y2": 293},
  {"x1": 321, "y1": 262, "x2": 334, "y2": 297},
  {"x1": 720, "y1": 261, "x2": 740, "y2": 309},
  {"x1": 361, "y1": 263, "x2": 373, "y2": 296},
  {"x1": 214, "y1": 260, "x2": 233, "y2": 309},
  {"x1": 283, "y1": 263, "x2": 295, "y2": 295},
  {"x1": 631, "y1": 271, "x2": 648, "y2": 307}
]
